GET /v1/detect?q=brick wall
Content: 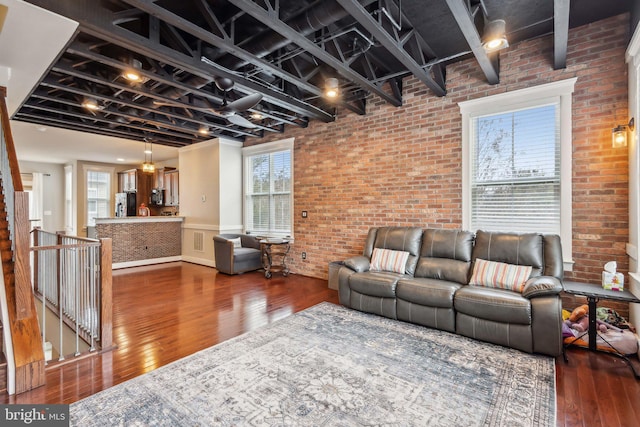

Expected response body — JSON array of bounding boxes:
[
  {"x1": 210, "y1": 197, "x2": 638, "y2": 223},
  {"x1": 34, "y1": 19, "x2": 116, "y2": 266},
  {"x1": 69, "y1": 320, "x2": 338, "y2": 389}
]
[
  {"x1": 248, "y1": 14, "x2": 631, "y2": 285},
  {"x1": 96, "y1": 221, "x2": 182, "y2": 263}
]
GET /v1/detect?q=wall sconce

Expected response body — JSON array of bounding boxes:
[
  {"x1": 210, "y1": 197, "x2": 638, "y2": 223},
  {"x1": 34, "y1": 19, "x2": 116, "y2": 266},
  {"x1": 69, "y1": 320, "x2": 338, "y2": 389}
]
[
  {"x1": 142, "y1": 139, "x2": 155, "y2": 173},
  {"x1": 324, "y1": 77, "x2": 339, "y2": 99},
  {"x1": 612, "y1": 117, "x2": 634, "y2": 148},
  {"x1": 482, "y1": 19, "x2": 509, "y2": 52}
]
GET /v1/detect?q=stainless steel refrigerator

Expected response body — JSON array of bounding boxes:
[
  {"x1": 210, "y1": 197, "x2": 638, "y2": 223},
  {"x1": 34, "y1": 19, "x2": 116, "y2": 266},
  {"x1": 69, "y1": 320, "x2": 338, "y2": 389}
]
[{"x1": 115, "y1": 192, "x2": 137, "y2": 217}]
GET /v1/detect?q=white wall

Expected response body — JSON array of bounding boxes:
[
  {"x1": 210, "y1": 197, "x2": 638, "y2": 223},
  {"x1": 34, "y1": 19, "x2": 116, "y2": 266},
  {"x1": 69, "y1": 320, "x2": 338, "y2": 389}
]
[
  {"x1": 626, "y1": 26, "x2": 640, "y2": 329},
  {"x1": 179, "y1": 138, "x2": 243, "y2": 266},
  {"x1": 18, "y1": 160, "x2": 65, "y2": 232}
]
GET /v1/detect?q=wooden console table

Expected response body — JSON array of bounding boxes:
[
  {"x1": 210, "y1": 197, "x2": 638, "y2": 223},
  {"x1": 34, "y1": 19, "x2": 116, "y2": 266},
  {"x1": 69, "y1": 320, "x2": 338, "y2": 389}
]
[{"x1": 563, "y1": 280, "x2": 640, "y2": 379}]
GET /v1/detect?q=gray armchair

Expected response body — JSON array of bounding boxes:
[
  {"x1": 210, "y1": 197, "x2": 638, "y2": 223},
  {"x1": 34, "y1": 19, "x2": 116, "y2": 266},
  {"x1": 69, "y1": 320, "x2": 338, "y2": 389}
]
[{"x1": 213, "y1": 233, "x2": 262, "y2": 275}]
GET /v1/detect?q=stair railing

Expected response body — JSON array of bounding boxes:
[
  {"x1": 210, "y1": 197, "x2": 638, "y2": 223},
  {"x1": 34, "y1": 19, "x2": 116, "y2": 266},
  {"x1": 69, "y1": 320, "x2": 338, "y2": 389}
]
[
  {"x1": 31, "y1": 229, "x2": 112, "y2": 361},
  {"x1": 0, "y1": 85, "x2": 45, "y2": 394}
]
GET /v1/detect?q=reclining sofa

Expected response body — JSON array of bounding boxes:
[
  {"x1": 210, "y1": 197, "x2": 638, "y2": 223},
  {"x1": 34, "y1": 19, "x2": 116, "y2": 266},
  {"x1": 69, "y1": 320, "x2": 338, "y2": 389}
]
[{"x1": 338, "y1": 227, "x2": 564, "y2": 356}]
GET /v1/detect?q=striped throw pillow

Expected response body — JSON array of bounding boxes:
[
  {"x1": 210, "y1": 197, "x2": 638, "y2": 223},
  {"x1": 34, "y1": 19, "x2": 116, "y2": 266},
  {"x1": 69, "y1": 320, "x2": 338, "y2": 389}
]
[
  {"x1": 370, "y1": 248, "x2": 410, "y2": 274},
  {"x1": 469, "y1": 258, "x2": 532, "y2": 292}
]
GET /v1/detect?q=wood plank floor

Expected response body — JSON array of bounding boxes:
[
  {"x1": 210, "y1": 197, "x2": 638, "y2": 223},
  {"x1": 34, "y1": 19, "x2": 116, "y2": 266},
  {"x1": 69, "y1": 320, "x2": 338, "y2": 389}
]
[{"x1": 1, "y1": 261, "x2": 639, "y2": 426}]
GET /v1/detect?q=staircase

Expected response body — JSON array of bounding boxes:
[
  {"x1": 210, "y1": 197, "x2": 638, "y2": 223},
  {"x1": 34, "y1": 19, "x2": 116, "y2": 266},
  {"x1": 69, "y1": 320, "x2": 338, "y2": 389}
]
[{"x1": 0, "y1": 85, "x2": 46, "y2": 394}]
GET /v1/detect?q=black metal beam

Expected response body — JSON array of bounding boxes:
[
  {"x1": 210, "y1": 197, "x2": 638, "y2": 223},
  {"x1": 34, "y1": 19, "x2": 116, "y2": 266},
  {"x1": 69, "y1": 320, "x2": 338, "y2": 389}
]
[
  {"x1": 444, "y1": 0, "x2": 499, "y2": 84},
  {"x1": 25, "y1": 0, "x2": 335, "y2": 123},
  {"x1": 228, "y1": 0, "x2": 403, "y2": 107},
  {"x1": 335, "y1": 0, "x2": 446, "y2": 97},
  {"x1": 121, "y1": 0, "x2": 364, "y2": 115},
  {"x1": 554, "y1": 0, "x2": 570, "y2": 69},
  {"x1": 48, "y1": 63, "x2": 261, "y2": 137},
  {"x1": 14, "y1": 114, "x2": 188, "y2": 147}
]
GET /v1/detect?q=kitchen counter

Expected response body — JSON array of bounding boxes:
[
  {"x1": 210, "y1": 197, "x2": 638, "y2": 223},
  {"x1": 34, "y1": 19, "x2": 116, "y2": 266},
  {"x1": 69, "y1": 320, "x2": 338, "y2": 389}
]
[
  {"x1": 95, "y1": 216, "x2": 183, "y2": 224},
  {"x1": 95, "y1": 216, "x2": 184, "y2": 268}
]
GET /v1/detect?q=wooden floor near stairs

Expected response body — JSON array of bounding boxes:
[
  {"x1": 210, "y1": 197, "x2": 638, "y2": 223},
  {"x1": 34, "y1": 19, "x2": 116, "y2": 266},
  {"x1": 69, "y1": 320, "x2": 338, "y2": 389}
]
[{"x1": 1, "y1": 262, "x2": 639, "y2": 426}]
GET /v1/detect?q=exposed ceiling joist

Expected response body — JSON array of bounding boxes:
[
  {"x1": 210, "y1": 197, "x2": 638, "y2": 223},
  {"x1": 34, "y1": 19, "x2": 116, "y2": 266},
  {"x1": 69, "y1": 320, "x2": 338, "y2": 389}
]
[
  {"x1": 554, "y1": 0, "x2": 570, "y2": 69},
  {"x1": 26, "y1": 0, "x2": 335, "y2": 123},
  {"x1": 121, "y1": 0, "x2": 365, "y2": 116},
  {"x1": 444, "y1": 0, "x2": 500, "y2": 84},
  {"x1": 228, "y1": 0, "x2": 404, "y2": 107},
  {"x1": 334, "y1": 0, "x2": 446, "y2": 97}
]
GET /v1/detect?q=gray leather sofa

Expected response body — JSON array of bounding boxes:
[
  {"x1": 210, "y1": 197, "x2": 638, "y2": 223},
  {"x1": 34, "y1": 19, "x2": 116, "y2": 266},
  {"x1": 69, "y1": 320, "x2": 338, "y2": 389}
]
[
  {"x1": 338, "y1": 227, "x2": 564, "y2": 356},
  {"x1": 213, "y1": 234, "x2": 262, "y2": 275}
]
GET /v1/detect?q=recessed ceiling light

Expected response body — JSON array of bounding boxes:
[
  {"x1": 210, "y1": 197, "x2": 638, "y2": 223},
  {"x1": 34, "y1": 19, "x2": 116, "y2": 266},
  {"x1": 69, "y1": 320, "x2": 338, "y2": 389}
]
[
  {"x1": 82, "y1": 97, "x2": 102, "y2": 110},
  {"x1": 36, "y1": 126, "x2": 47, "y2": 132},
  {"x1": 116, "y1": 158, "x2": 125, "y2": 162}
]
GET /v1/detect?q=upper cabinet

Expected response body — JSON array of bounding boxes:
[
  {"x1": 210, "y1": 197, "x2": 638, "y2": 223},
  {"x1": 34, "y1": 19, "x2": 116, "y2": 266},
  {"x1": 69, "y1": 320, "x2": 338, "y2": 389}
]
[
  {"x1": 118, "y1": 169, "x2": 137, "y2": 192},
  {"x1": 165, "y1": 170, "x2": 179, "y2": 206},
  {"x1": 118, "y1": 168, "x2": 152, "y2": 206}
]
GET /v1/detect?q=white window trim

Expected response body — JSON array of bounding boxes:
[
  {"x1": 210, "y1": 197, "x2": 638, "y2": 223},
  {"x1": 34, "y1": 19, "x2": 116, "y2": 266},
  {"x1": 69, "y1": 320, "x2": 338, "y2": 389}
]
[
  {"x1": 242, "y1": 138, "x2": 294, "y2": 238},
  {"x1": 459, "y1": 78, "x2": 576, "y2": 270},
  {"x1": 82, "y1": 164, "x2": 115, "y2": 228}
]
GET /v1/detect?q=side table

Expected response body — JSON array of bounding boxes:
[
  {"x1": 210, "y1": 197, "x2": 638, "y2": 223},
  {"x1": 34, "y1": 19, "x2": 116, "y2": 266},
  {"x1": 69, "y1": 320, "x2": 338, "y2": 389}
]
[
  {"x1": 260, "y1": 239, "x2": 290, "y2": 279},
  {"x1": 563, "y1": 280, "x2": 640, "y2": 378}
]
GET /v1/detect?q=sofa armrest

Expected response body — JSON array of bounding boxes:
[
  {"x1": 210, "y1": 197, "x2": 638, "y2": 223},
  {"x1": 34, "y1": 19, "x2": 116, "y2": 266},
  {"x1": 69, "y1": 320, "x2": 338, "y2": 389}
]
[
  {"x1": 522, "y1": 276, "x2": 563, "y2": 298},
  {"x1": 343, "y1": 255, "x2": 370, "y2": 272}
]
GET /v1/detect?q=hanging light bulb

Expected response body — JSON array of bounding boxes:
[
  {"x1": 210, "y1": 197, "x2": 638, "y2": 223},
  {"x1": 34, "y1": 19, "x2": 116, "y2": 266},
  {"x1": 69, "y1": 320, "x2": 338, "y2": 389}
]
[
  {"x1": 142, "y1": 139, "x2": 155, "y2": 173},
  {"x1": 324, "y1": 78, "x2": 339, "y2": 99}
]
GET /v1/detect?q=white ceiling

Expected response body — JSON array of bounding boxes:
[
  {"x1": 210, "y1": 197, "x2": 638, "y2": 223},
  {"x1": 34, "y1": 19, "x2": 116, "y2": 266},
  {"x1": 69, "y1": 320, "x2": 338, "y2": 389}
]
[{"x1": 0, "y1": 0, "x2": 179, "y2": 165}]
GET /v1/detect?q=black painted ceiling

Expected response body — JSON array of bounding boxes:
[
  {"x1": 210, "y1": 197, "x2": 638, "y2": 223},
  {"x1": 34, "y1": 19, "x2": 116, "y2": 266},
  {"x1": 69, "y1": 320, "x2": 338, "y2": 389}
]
[{"x1": 15, "y1": 0, "x2": 632, "y2": 147}]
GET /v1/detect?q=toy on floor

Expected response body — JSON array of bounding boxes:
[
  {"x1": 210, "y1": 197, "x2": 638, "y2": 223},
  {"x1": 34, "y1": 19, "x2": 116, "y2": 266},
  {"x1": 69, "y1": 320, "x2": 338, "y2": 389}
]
[{"x1": 563, "y1": 304, "x2": 639, "y2": 355}]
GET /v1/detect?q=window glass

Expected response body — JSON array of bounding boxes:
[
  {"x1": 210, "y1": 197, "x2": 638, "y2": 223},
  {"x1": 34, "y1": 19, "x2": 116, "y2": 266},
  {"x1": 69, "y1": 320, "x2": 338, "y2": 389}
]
[
  {"x1": 471, "y1": 104, "x2": 560, "y2": 233},
  {"x1": 244, "y1": 139, "x2": 293, "y2": 237},
  {"x1": 86, "y1": 170, "x2": 111, "y2": 226}
]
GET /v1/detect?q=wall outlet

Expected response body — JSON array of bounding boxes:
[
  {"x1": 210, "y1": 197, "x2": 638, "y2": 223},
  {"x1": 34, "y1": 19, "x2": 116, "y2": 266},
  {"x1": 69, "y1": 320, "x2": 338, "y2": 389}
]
[
  {"x1": 301, "y1": 210, "x2": 308, "y2": 218},
  {"x1": 301, "y1": 252, "x2": 307, "y2": 260}
]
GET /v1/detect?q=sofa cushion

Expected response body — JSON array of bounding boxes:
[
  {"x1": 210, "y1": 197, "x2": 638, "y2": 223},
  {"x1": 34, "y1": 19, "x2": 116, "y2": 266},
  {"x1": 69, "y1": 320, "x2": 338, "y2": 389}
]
[
  {"x1": 472, "y1": 230, "x2": 543, "y2": 276},
  {"x1": 415, "y1": 229, "x2": 473, "y2": 284},
  {"x1": 454, "y1": 286, "x2": 532, "y2": 325},
  {"x1": 370, "y1": 248, "x2": 410, "y2": 274},
  {"x1": 233, "y1": 247, "x2": 261, "y2": 262},
  {"x1": 366, "y1": 227, "x2": 423, "y2": 275},
  {"x1": 349, "y1": 271, "x2": 404, "y2": 298},
  {"x1": 396, "y1": 278, "x2": 461, "y2": 308},
  {"x1": 468, "y1": 258, "x2": 532, "y2": 292}
]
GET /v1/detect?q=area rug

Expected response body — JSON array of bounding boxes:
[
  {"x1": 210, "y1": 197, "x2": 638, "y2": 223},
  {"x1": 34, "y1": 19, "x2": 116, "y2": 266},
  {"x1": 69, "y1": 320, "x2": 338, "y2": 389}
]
[{"x1": 70, "y1": 302, "x2": 556, "y2": 426}]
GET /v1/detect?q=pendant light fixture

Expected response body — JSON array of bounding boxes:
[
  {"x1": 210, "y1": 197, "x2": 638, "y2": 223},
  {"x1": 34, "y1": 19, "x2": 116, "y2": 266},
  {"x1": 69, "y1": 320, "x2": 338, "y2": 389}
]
[{"x1": 142, "y1": 138, "x2": 155, "y2": 173}]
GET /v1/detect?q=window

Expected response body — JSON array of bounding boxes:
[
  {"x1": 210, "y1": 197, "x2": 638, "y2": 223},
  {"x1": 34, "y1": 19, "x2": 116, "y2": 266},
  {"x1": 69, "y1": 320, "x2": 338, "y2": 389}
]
[
  {"x1": 85, "y1": 167, "x2": 112, "y2": 227},
  {"x1": 459, "y1": 79, "x2": 576, "y2": 267},
  {"x1": 243, "y1": 138, "x2": 294, "y2": 237}
]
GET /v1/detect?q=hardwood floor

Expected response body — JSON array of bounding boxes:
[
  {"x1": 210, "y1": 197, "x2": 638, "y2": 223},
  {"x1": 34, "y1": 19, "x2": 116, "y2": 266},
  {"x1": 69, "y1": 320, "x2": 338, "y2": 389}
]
[{"x1": 1, "y1": 261, "x2": 639, "y2": 426}]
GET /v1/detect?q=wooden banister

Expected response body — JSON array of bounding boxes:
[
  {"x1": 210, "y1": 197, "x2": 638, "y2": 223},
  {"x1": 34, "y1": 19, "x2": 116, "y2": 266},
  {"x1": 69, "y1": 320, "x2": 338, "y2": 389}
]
[
  {"x1": 0, "y1": 85, "x2": 45, "y2": 393},
  {"x1": 0, "y1": 87, "x2": 23, "y2": 192}
]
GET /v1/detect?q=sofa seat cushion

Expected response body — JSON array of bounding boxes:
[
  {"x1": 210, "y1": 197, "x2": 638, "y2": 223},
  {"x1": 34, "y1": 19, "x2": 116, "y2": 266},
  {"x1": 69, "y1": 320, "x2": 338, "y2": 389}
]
[
  {"x1": 396, "y1": 278, "x2": 461, "y2": 308},
  {"x1": 454, "y1": 286, "x2": 531, "y2": 325},
  {"x1": 349, "y1": 271, "x2": 405, "y2": 298},
  {"x1": 233, "y1": 247, "x2": 261, "y2": 262}
]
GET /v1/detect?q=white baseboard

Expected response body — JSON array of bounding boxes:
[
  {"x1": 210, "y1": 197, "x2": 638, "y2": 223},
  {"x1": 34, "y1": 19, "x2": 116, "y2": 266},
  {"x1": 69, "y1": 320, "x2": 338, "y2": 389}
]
[
  {"x1": 113, "y1": 256, "x2": 182, "y2": 269},
  {"x1": 181, "y1": 255, "x2": 216, "y2": 268}
]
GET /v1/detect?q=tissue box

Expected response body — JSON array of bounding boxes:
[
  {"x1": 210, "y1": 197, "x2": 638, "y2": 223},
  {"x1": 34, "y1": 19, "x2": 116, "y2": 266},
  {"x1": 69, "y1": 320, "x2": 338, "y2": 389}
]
[{"x1": 602, "y1": 271, "x2": 624, "y2": 291}]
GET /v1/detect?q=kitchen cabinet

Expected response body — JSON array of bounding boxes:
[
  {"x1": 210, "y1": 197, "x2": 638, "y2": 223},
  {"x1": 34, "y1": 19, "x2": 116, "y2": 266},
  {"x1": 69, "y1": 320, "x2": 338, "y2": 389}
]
[
  {"x1": 118, "y1": 168, "x2": 152, "y2": 208},
  {"x1": 153, "y1": 167, "x2": 176, "y2": 189},
  {"x1": 165, "y1": 170, "x2": 179, "y2": 206},
  {"x1": 118, "y1": 169, "x2": 137, "y2": 192}
]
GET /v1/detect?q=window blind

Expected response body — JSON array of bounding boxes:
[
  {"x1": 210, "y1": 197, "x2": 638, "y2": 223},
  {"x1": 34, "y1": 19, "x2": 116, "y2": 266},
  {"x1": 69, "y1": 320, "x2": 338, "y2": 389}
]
[
  {"x1": 246, "y1": 149, "x2": 291, "y2": 235},
  {"x1": 471, "y1": 103, "x2": 560, "y2": 234}
]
